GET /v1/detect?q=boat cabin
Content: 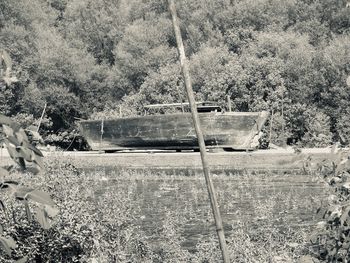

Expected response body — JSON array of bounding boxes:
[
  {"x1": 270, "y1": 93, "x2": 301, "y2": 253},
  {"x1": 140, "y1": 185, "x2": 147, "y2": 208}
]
[{"x1": 144, "y1": 101, "x2": 222, "y2": 115}]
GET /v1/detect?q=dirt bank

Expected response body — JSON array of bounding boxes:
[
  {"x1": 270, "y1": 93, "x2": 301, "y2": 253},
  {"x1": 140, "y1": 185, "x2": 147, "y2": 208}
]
[{"x1": 1, "y1": 147, "x2": 336, "y2": 170}]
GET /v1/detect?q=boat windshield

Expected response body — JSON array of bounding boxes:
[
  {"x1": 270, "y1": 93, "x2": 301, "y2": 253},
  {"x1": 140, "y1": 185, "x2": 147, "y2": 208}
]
[{"x1": 144, "y1": 102, "x2": 222, "y2": 115}]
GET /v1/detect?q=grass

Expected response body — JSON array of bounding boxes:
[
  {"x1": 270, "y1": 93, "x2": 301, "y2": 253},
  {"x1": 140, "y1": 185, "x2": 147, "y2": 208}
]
[{"x1": 0, "y1": 156, "x2": 329, "y2": 262}]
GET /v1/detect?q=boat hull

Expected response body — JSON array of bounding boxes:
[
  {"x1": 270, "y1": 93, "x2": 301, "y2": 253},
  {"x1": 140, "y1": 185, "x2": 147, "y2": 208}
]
[{"x1": 78, "y1": 111, "x2": 269, "y2": 151}]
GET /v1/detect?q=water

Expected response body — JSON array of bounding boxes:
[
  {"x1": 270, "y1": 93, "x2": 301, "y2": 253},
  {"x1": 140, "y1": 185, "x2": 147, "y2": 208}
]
[{"x1": 96, "y1": 170, "x2": 329, "y2": 250}]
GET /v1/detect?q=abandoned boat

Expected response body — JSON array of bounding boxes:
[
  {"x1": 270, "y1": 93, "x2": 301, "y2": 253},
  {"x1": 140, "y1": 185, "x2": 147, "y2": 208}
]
[{"x1": 78, "y1": 102, "x2": 269, "y2": 152}]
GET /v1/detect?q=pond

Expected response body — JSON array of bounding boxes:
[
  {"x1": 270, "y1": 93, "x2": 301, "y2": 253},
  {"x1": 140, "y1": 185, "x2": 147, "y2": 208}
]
[{"x1": 94, "y1": 169, "x2": 329, "y2": 251}]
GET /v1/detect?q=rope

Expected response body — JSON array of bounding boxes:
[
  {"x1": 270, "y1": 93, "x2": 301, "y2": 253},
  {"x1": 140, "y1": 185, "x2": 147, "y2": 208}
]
[
  {"x1": 63, "y1": 133, "x2": 77, "y2": 151},
  {"x1": 99, "y1": 119, "x2": 104, "y2": 153}
]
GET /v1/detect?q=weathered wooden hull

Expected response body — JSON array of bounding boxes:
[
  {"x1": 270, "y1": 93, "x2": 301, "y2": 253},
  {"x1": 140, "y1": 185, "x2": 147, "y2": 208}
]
[{"x1": 78, "y1": 111, "x2": 269, "y2": 151}]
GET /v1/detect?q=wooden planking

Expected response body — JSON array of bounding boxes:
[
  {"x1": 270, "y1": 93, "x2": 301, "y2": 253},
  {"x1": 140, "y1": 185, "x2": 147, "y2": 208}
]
[{"x1": 78, "y1": 111, "x2": 269, "y2": 151}]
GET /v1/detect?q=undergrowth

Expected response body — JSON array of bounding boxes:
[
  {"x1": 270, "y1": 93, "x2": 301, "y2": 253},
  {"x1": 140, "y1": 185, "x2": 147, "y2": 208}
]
[
  {"x1": 308, "y1": 148, "x2": 350, "y2": 262},
  {"x1": 1, "y1": 155, "x2": 322, "y2": 262}
]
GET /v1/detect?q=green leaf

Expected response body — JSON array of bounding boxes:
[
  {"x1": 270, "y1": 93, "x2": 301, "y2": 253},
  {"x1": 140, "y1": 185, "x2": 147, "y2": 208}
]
[
  {"x1": 2, "y1": 124, "x2": 14, "y2": 137},
  {"x1": 44, "y1": 205, "x2": 59, "y2": 218},
  {"x1": 17, "y1": 157, "x2": 26, "y2": 171},
  {"x1": 0, "y1": 114, "x2": 14, "y2": 127},
  {"x1": 34, "y1": 207, "x2": 51, "y2": 229},
  {"x1": 26, "y1": 144, "x2": 44, "y2": 157},
  {"x1": 0, "y1": 180, "x2": 19, "y2": 192},
  {"x1": 336, "y1": 158, "x2": 350, "y2": 175},
  {"x1": 0, "y1": 199, "x2": 6, "y2": 214},
  {"x1": 0, "y1": 236, "x2": 17, "y2": 256},
  {"x1": 343, "y1": 182, "x2": 350, "y2": 190},
  {"x1": 0, "y1": 116, "x2": 20, "y2": 132},
  {"x1": 24, "y1": 201, "x2": 32, "y2": 222},
  {"x1": 329, "y1": 247, "x2": 337, "y2": 256},
  {"x1": 5, "y1": 141, "x2": 20, "y2": 159},
  {"x1": 6, "y1": 136, "x2": 20, "y2": 147},
  {"x1": 3, "y1": 180, "x2": 19, "y2": 185},
  {"x1": 8, "y1": 123, "x2": 21, "y2": 133},
  {"x1": 14, "y1": 187, "x2": 34, "y2": 201},
  {"x1": 18, "y1": 147, "x2": 33, "y2": 162},
  {"x1": 327, "y1": 204, "x2": 342, "y2": 220},
  {"x1": 15, "y1": 128, "x2": 29, "y2": 145},
  {"x1": 340, "y1": 206, "x2": 350, "y2": 226},
  {"x1": 15, "y1": 256, "x2": 28, "y2": 263},
  {"x1": 27, "y1": 190, "x2": 55, "y2": 206},
  {"x1": 0, "y1": 167, "x2": 9, "y2": 177},
  {"x1": 32, "y1": 154, "x2": 44, "y2": 169}
]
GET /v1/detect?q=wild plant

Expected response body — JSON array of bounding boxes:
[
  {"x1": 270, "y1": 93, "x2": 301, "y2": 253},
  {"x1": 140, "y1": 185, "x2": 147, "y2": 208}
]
[
  {"x1": 0, "y1": 114, "x2": 57, "y2": 262},
  {"x1": 310, "y1": 147, "x2": 350, "y2": 261}
]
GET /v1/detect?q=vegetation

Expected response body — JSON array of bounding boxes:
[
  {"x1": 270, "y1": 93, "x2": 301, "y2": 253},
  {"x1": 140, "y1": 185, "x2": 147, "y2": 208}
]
[
  {"x1": 309, "y1": 147, "x2": 350, "y2": 261},
  {"x1": 0, "y1": 115, "x2": 58, "y2": 262},
  {"x1": 0, "y1": 0, "x2": 349, "y2": 148},
  {"x1": 0, "y1": 154, "x2": 325, "y2": 262},
  {"x1": 3, "y1": 2, "x2": 349, "y2": 259},
  {"x1": 0, "y1": 114, "x2": 342, "y2": 262}
]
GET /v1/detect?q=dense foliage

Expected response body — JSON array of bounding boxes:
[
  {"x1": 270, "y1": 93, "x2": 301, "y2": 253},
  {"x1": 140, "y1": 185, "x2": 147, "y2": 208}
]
[
  {"x1": 0, "y1": 157, "x2": 316, "y2": 262},
  {"x1": 0, "y1": 115, "x2": 58, "y2": 262},
  {"x1": 310, "y1": 148, "x2": 350, "y2": 261},
  {"x1": 0, "y1": 0, "x2": 349, "y2": 148}
]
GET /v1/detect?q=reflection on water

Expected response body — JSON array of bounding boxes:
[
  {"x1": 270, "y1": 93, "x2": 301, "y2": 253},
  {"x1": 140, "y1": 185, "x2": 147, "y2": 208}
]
[{"x1": 95, "y1": 169, "x2": 329, "y2": 250}]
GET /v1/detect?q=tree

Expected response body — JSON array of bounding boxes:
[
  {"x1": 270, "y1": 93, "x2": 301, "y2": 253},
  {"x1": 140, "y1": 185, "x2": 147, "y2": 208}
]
[
  {"x1": 63, "y1": 0, "x2": 126, "y2": 65},
  {"x1": 114, "y1": 16, "x2": 177, "y2": 91}
]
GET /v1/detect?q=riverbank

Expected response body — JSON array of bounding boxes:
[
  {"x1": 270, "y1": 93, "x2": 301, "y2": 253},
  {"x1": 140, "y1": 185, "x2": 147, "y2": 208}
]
[{"x1": 0, "y1": 147, "x2": 337, "y2": 170}]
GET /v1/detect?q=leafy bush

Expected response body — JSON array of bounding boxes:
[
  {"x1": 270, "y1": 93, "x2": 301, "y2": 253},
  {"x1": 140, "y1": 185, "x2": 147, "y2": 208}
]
[
  {"x1": 336, "y1": 111, "x2": 350, "y2": 146},
  {"x1": 41, "y1": 158, "x2": 318, "y2": 262},
  {"x1": 0, "y1": 114, "x2": 58, "y2": 262},
  {"x1": 44, "y1": 128, "x2": 88, "y2": 151},
  {"x1": 301, "y1": 110, "x2": 333, "y2": 147},
  {"x1": 25, "y1": 157, "x2": 156, "y2": 262},
  {"x1": 310, "y1": 148, "x2": 350, "y2": 261},
  {"x1": 1, "y1": 0, "x2": 350, "y2": 148}
]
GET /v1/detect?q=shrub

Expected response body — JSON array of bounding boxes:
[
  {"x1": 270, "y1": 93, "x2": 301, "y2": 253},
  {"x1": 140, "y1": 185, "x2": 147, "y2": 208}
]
[
  {"x1": 0, "y1": 114, "x2": 58, "y2": 262},
  {"x1": 310, "y1": 148, "x2": 350, "y2": 261}
]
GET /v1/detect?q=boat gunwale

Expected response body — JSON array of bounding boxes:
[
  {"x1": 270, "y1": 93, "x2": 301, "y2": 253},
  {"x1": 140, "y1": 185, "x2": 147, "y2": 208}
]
[{"x1": 78, "y1": 111, "x2": 268, "y2": 124}]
